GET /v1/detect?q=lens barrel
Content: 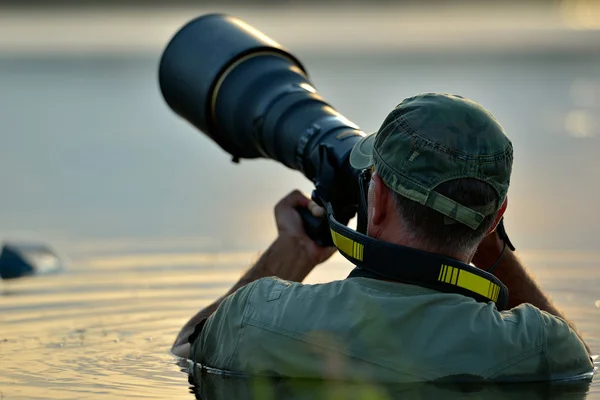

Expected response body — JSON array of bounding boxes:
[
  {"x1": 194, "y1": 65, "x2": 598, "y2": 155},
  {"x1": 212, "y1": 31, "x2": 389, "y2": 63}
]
[{"x1": 159, "y1": 13, "x2": 364, "y2": 205}]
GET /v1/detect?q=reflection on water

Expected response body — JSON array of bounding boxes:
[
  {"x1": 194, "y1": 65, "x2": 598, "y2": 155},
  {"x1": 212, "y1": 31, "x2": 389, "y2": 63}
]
[
  {"x1": 0, "y1": 245, "x2": 353, "y2": 399},
  {"x1": 189, "y1": 369, "x2": 594, "y2": 400}
]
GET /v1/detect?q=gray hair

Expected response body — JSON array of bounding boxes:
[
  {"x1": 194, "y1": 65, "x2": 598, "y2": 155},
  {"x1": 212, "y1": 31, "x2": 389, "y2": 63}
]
[{"x1": 389, "y1": 178, "x2": 498, "y2": 257}]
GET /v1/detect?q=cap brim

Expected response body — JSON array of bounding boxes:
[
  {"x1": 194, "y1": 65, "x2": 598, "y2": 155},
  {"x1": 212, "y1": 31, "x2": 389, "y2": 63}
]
[{"x1": 349, "y1": 133, "x2": 376, "y2": 170}]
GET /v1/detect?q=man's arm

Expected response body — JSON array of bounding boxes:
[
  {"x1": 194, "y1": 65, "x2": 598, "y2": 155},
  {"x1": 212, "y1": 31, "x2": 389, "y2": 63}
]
[
  {"x1": 471, "y1": 231, "x2": 591, "y2": 354},
  {"x1": 171, "y1": 190, "x2": 335, "y2": 358}
]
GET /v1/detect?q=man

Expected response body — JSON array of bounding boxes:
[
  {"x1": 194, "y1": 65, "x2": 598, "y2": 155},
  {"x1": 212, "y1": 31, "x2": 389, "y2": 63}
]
[{"x1": 172, "y1": 93, "x2": 593, "y2": 382}]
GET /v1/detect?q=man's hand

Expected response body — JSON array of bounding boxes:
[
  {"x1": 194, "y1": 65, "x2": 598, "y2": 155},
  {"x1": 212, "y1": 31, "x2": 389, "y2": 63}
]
[{"x1": 274, "y1": 190, "x2": 336, "y2": 266}]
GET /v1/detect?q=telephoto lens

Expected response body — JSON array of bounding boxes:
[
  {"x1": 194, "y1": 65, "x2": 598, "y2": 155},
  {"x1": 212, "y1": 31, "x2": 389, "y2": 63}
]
[{"x1": 159, "y1": 13, "x2": 365, "y2": 188}]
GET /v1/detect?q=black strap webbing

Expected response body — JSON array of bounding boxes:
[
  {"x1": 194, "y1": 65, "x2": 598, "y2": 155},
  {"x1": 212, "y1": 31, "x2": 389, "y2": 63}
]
[{"x1": 327, "y1": 204, "x2": 509, "y2": 310}]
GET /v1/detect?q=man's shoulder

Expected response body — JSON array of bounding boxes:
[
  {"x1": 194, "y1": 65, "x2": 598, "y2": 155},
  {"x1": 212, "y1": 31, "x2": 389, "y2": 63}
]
[
  {"x1": 245, "y1": 277, "x2": 360, "y2": 311},
  {"x1": 248, "y1": 276, "x2": 442, "y2": 300},
  {"x1": 250, "y1": 276, "x2": 355, "y2": 296},
  {"x1": 499, "y1": 302, "x2": 579, "y2": 341},
  {"x1": 492, "y1": 303, "x2": 592, "y2": 380}
]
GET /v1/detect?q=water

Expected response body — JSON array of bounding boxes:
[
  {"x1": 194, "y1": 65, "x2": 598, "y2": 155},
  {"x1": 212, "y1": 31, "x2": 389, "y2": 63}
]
[
  {"x1": 1, "y1": 25, "x2": 600, "y2": 399},
  {"x1": 188, "y1": 371, "x2": 596, "y2": 399},
  {"x1": 1, "y1": 248, "x2": 598, "y2": 399}
]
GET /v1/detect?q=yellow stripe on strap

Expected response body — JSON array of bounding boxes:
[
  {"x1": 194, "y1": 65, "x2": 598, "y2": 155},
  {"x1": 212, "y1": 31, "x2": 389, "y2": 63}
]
[
  {"x1": 330, "y1": 229, "x2": 364, "y2": 261},
  {"x1": 444, "y1": 266, "x2": 454, "y2": 283},
  {"x1": 439, "y1": 264, "x2": 460, "y2": 285},
  {"x1": 455, "y1": 269, "x2": 500, "y2": 302},
  {"x1": 451, "y1": 267, "x2": 459, "y2": 285},
  {"x1": 494, "y1": 284, "x2": 500, "y2": 302}
]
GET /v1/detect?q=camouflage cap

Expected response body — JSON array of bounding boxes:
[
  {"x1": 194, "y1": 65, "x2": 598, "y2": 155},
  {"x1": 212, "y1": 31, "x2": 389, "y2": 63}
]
[{"x1": 350, "y1": 93, "x2": 513, "y2": 230}]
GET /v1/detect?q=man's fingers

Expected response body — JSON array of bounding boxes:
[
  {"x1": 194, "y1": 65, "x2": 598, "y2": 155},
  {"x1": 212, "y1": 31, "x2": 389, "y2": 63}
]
[
  {"x1": 308, "y1": 201, "x2": 325, "y2": 218},
  {"x1": 281, "y1": 191, "x2": 325, "y2": 217},
  {"x1": 275, "y1": 190, "x2": 325, "y2": 221},
  {"x1": 285, "y1": 190, "x2": 310, "y2": 207},
  {"x1": 275, "y1": 190, "x2": 309, "y2": 214}
]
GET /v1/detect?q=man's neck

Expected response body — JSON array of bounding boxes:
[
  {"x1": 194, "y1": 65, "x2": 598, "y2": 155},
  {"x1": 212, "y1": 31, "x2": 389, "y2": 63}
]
[{"x1": 376, "y1": 229, "x2": 471, "y2": 264}]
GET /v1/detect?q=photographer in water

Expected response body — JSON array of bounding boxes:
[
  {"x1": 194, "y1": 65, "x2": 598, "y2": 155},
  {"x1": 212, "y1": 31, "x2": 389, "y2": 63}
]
[
  {"x1": 172, "y1": 93, "x2": 592, "y2": 381},
  {"x1": 161, "y1": 15, "x2": 592, "y2": 381}
]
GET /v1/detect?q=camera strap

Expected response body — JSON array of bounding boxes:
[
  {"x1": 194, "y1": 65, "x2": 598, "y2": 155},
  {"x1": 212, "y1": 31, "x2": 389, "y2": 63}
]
[{"x1": 325, "y1": 203, "x2": 509, "y2": 310}]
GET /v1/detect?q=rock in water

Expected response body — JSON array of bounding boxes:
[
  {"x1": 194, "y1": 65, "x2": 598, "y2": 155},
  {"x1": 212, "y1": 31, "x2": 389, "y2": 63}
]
[{"x1": 0, "y1": 243, "x2": 63, "y2": 279}]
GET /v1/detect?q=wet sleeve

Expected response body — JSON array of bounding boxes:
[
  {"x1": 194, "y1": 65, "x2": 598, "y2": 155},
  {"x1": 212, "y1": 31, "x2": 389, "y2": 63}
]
[
  {"x1": 539, "y1": 310, "x2": 593, "y2": 380},
  {"x1": 189, "y1": 279, "x2": 260, "y2": 370}
]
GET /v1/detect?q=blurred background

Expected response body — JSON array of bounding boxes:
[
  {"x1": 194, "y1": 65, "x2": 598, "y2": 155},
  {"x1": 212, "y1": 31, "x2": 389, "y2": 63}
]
[
  {"x1": 0, "y1": 1, "x2": 599, "y2": 399},
  {"x1": 1, "y1": 0, "x2": 599, "y2": 255}
]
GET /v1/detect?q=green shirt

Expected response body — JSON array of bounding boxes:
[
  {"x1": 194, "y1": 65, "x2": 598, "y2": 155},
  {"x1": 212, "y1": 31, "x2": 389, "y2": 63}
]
[{"x1": 190, "y1": 277, "x2": 592, "y2": 382}]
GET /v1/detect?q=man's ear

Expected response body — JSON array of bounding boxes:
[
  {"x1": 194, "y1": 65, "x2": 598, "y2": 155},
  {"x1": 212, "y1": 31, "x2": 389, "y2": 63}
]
[
  {"x1": 488, "y1": 196, "x2": 508, "y2": 234},
  {"x1": 371, "y1": 173, "x2": 389, "y2": 226}
]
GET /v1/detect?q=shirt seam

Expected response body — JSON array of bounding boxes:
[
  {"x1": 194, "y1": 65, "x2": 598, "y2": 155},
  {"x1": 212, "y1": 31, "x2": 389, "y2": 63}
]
[
  {"x1": 538, "y1": 306, "x2": 551, "y2": 377},
  {"x1": 481, "y1": 345, "x2": 544, "y2": 378},
  {"x1": 224, "y1": 281, "x2": 259, "y2": 371},
  {"x1": 243, "y1": 317, "x2": 429, "y2": 380}
]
